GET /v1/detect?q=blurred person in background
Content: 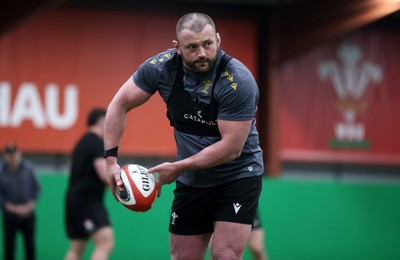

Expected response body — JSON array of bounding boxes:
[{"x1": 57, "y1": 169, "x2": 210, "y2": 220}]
[
  {"x1": 0, "y1": 142, "x2": 41, "y2": 260},
  {"x1": 248, "y1": 211, "x2": 268, "y2": 260},
  {"x1": 64, "y1": 108, "x2": 114, "y2": 260}
]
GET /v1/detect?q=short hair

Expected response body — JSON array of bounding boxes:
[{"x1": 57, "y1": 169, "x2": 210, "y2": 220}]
[
  {"x1": 87, "y1": 108, "x2": 106, "y2": 127},
  {"x1": 4, "y1": 142, "x2": 18, "y2": 154},
  {"x1": 176, "y1": 13, "x2": 216, "y2": 39}
]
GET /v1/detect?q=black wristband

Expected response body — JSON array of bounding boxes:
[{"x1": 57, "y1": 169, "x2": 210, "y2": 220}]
[{"x1": 104, "y1": 146, "x2": 119, "y2": 158}]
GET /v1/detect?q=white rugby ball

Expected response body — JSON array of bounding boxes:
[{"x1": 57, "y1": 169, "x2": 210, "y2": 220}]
[{"x1": 115, "y1": 164, "x2": 157, "y2": 212}]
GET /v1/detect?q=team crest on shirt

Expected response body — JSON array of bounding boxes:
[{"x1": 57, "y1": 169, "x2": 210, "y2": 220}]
[{"x1": 201, "y1": 80, "x2": 212, "y2": 94}]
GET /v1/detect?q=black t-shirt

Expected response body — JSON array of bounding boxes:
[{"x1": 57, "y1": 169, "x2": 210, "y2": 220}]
[{"x1": 66, "y1": 132, "x2": 105, "y2": 202}]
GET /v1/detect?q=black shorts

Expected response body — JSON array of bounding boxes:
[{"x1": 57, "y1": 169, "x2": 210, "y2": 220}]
[
  {"x1": 65, "y1": 197, "x2": 111, "y2": 239},
  {"x1": 169, "y1": 176, "x2": 262, "y2": 235}
]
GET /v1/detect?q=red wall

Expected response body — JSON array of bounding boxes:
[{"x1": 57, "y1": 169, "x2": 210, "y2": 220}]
[
  {"x1": 0, "y1": 8, "x2": 257, "y2": 156},
  {"x1": 279, "y1": 29, "x2": 400, "y2": 165}
]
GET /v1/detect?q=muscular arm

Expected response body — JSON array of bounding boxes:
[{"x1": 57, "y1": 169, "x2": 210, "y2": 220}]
[
  {"x1": 104, "y1": 78, "x2": 152, "y2": 150},
  {"x1": 93, "y1": 157, "x2": 107, "y2": 184},
  {"x1": 148, "y1": 119, "x2": 252, "y2": 195},
  {"x1": 104, "y1": 78, "x2": 152, "y2": 197},
  {"x1": 179, "y1": 119, "x2": 252, "y2": 169}
]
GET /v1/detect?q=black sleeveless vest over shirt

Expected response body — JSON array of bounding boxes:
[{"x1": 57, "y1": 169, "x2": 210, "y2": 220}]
[{"x1": 166, "y1": 54, "x2": 232, "y2": 137}]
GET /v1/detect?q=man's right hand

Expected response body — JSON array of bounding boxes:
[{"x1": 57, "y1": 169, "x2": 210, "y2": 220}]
[{"x1": 106, "y1": 157, "x2": 122, "y2": 201}]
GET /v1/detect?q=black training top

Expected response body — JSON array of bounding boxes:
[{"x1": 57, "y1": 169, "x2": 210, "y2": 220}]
[{"x1": 66, "y1": 132, "x2": 105, "y2": 202}]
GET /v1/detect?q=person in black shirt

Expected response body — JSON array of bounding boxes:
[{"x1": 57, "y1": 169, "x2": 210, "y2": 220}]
[
  {"x1": 0, "y1": 142, "x2": 41, "y2": 260},
  {"x1": 64, "y1": 108, "x2": 114, "y2": 260}
]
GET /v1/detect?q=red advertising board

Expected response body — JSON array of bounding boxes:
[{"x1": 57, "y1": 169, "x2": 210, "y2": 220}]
[{"x1": 0, "y1": 8, "x2": 257, "y2": 156}]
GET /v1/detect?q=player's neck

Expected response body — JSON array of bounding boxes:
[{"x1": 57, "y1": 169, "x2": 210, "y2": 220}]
[{"x1": 89, "y1": 125, "x2": 103, "y2": 139}]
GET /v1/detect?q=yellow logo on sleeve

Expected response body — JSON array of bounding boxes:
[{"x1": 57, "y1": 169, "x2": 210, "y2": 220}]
[
  {"x1": 231, "y1": 82, "x2": 238, "y2": 91},
  {"x1": 222, "y1": 70, "x2": 237, "y2": 90},
  {"x1": 149, "y1": 53, "x2": 173, "y2": 65}
]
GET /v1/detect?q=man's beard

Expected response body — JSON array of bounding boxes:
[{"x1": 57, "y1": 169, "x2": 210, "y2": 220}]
[{"x1": 183, "y1": 56, "x2": 217, "y2": 74}]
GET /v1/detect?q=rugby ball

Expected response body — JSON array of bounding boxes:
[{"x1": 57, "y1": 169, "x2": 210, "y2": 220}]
[{"x1": 115, "y1": 164, "x2": 157, "y2": 212}]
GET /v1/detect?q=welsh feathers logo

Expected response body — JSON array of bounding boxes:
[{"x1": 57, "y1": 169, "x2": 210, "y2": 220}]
[{"x1": 318, "y1": 42, "x2": 382, "y2": 149}]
